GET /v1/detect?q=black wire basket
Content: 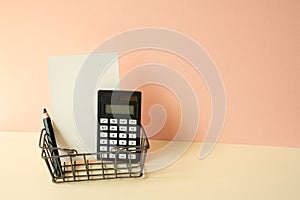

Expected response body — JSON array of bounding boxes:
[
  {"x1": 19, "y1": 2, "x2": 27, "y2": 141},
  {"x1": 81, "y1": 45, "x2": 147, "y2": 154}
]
[{"x1": 39, "y1": 128, "x2": 150, "y2": 183}]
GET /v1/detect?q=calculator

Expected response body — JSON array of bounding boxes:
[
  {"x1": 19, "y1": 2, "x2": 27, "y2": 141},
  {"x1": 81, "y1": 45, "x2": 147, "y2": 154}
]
[{"x1": 97, "y1": 90, "x2": 142, "y2": 162}]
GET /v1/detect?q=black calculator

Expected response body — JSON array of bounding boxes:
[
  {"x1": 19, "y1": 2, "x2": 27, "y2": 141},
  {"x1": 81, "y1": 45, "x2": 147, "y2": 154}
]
[{"x1": 97, "y1": 90, "x2": 142, "y2": 162}]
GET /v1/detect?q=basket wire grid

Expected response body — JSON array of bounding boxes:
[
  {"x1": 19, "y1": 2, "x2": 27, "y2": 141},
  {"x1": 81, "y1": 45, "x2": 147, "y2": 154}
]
[{"x1": 39, "y1": 128, "x2": 150, "y2": 183}]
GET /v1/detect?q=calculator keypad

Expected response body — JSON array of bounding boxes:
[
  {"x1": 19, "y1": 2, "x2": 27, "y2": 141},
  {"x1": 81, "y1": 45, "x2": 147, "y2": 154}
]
[{"x1": 98, "y1": 118, "x2": 139, "y2": 161}]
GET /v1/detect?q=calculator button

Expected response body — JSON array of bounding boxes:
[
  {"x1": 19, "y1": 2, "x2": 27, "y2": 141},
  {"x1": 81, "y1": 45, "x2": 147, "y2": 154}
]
[
  {"x1": 129, "y1": 140, "x2": 136, "y2": 146},
  {"x1": 129, "y1": 133, "x2": 136, "y2": 138},
  {"x1": 119, "y1": 140, "x2": 127, "y2": 145},
  {"x1": 100, "y1": 118, "x2": 108, "y2": 123},
  {"x1": 100, "y1": 125, "x2": 108, "y2": 131},
  {"x1": 110, "y1": 132, "x2": 118, "y2": 138},
  {"x1": 129, "y1": 126, "x2": 136, "y2": 132},
  {"x1": 100, "y1": 139, "x2": 108, "y2": 144},
  {"x1": 129, "y1": 154, "x2": 136, "y2": 159},
  {"x1": 119, "y1": 154, "x2": 126, "y2": 159},
  {"x1": 109, "y1": 154, "x2": 116, "y2": 159},
  {"x1": 100, "y1": 132, "x2": 108, "y2": 137},
  {"x1": 109, "y1": 146, "x2": 115, "y2": 151},
  {"x1": 100, "y1": 146, "x2": 108, "y2": 151},
  {"x1": 128, "y1": 147, "x2": 136, "y2": 151},
  {"x1": 110, "y1": 119, "x2": 118, "y2": 124},
  {"x1": 110, "y1": 126, "x2": 118, "y2": 131},
  {"x1": 109, "y1": 140, "x2": 117, "y2": 145},
  {"x1": 129, "y1": 119, "x2": 137, "y2": 125},
  {"x1": 119, "y1": 126, "x2": 127, "y2": 131},
  {"x1": 119, "y1": 133, "x2": 127, "y2": 138},
  {"x1": 101, "y1": 154, "x2": 108, "y2": 158},
  {"x1": 119, "y1": 119, "x2": 127, "y2": 124}
]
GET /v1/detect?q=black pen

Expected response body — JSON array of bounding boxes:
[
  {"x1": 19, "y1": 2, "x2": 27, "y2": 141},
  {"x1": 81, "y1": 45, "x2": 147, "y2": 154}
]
[{"x1": 43, "y1": 108, "x2": 62, "y2": 177}]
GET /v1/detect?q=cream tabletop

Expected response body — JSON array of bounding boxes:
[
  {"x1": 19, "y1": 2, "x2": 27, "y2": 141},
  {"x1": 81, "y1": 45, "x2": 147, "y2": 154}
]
[{"x1": 0, "y1": 131, "x2": 299, "y2": 200}]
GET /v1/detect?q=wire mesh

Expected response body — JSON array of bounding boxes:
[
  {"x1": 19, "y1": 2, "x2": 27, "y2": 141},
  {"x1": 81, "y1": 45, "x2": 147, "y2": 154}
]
[{"x1": 39, "y1": 128, "x2": 150, "y2": 183}]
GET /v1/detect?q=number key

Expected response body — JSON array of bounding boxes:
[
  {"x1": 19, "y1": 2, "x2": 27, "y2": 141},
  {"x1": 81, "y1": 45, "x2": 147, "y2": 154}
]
[
  {"x1": 110, "y1": 132, "x2": 118, "y2": 138},
  {"x1": 129, "y1": 140, "x2": 136, "y2": 146},
  {"x1": 119, "y1": 140, "x2": 127, "y2": 145},
  {"x1": 100, "y1": 132, "x2": 108, "y2": 137},
  {"x1": 129, "y1": 126, "x2": 136, "y2": 132}
]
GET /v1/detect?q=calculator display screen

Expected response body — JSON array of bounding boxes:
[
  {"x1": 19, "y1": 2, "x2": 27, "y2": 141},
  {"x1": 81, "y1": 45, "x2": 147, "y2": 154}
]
[{"x1": 105, "y1": 104, "x2": 134, "y2": 115}]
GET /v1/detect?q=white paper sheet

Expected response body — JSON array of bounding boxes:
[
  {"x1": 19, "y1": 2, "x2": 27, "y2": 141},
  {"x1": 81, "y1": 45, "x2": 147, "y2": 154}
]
[{"x1": 48, "y1": 53, "x2": 119, "y2": 153}]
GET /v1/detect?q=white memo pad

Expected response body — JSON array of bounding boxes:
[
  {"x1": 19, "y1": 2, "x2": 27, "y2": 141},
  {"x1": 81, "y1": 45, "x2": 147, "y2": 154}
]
[{"x1": 48, "y1": 53, "x2": 119, "y2": 153}]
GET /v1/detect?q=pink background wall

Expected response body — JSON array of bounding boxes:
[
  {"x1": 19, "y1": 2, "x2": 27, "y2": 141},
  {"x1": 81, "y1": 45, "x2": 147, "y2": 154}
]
[{"x1": 0, "y1": 0, "x2": 299, "y2": 147}]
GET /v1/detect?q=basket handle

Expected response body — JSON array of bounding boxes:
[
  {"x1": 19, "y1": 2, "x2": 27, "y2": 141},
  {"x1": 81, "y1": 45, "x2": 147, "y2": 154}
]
[{"x1": 39, "y1": 128, "x2": 78, "y2": 156}]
